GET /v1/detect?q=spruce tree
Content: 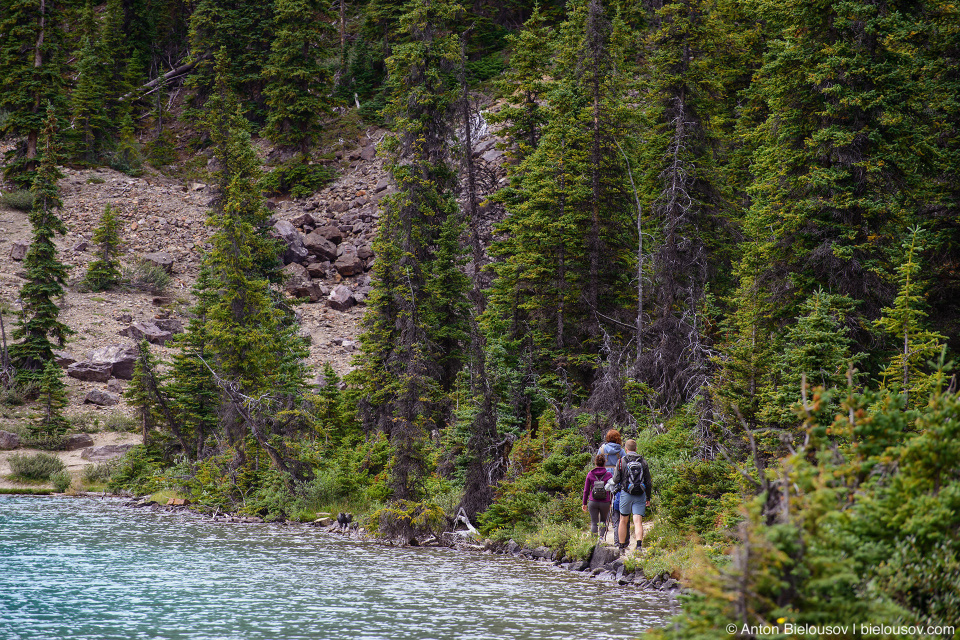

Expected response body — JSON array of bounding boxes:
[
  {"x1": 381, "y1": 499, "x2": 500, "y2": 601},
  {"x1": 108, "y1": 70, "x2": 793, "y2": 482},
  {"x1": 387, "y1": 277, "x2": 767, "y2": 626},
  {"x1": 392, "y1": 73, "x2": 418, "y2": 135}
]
[
  {"x1": 188, "y1": 0, "x2": 275, "y2": 112},
  {"x1": 10, "y1": 105, "x2": 73, "y2": 386},
  {"x1": 874, "y1": 228, "x2": 946, "y2": 408},
  {"x1": 488, "y1": 7, "x2": 554, "y2": 163},
  {"x1": 262, "y1": 0, "x2": 331, "y2": 153},
  {"x1": 70, "y1": 2, "x2": 108, "y2": 163},
  {"x1": 34, "y1": 360, "x2": 68, "y2": 438},
  {"x1": 353, "y1": 0, "x2": 469, "y2": 502},
  {"x1": 83, "y1": 205, "x2": 123, "y2": 292},
  {"x1": 168, "y1": 267, "x2": 220, "y2": 461},
  {"x1": 0, "y1": 0, "x2": 68, "y2": 184},
  {"x1": 126, "y1": 340, "x2": 165, "y2": 446}
]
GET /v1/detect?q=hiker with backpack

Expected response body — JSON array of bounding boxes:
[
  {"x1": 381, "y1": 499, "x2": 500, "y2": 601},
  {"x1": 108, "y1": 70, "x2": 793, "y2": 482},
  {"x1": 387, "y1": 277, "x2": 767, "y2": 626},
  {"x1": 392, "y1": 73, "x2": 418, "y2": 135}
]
[
  {"x1": 582, "y1": 454, "x2": 613, "y2": 538},
  {"x1": 597, "y1": 430, "x2": 626, "y2": 544},
  {"x1": 609, "y1": 439, "x2": 652, "y2": 553}
]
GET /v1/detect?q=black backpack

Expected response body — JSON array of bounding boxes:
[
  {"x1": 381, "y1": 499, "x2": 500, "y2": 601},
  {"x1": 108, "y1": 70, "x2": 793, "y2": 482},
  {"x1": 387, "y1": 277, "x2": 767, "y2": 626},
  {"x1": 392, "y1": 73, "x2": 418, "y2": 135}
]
[
  {"x1": 623, "y1": 457, "x2": 646, "y2": 496},
  {"x1": 591, "y1": 479, "x2": 607, "y2": 501}
]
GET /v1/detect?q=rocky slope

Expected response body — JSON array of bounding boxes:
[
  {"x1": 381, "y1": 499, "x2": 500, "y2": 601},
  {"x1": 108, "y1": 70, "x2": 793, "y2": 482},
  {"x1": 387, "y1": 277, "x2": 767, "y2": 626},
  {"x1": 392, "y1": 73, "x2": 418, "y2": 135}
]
[{"x1": 1, "y1": 110, "x2": 508, "y2": 427}]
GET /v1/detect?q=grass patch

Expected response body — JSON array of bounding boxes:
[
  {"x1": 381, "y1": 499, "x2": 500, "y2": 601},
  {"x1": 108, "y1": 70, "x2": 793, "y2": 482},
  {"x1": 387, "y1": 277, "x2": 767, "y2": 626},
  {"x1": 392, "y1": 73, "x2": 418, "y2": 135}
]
[
  {"x1": 86, "y1": 176, "x2": 105, "y2": 184},
  {"x1": 104, "y1": 413, "x2": 139, "y2": 433},
  {"x1": 148, "y1": 488, "x2": 184, "y2": 504},
  {"x1": 122, "y1": 259, "x2": 171, "y2": 294},
  {"x1": 0, "y1": 487, "x2": 54, "y2": 495}
]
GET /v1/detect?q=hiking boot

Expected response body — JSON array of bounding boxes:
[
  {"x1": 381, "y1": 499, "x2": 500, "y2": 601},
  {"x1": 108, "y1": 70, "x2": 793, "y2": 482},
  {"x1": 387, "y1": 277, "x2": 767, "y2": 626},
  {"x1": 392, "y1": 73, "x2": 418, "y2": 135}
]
[{"x1": 635, "y1": 539, "x2": 643, "y2": 552}]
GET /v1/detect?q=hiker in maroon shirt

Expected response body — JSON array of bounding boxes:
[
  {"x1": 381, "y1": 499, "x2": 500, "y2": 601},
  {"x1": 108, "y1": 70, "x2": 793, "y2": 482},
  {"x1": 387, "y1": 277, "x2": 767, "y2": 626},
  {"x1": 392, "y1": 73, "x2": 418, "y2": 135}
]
[{"x1": 582, "y1": 453, "x2": 613, "y2": 538}]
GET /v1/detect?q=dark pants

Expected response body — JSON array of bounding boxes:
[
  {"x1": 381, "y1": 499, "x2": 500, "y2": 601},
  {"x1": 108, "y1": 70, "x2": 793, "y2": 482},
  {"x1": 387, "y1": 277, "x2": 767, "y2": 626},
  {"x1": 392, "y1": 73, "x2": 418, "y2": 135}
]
[{"x1": 587, "y1": 500, "x2": 611, "y2": 534}]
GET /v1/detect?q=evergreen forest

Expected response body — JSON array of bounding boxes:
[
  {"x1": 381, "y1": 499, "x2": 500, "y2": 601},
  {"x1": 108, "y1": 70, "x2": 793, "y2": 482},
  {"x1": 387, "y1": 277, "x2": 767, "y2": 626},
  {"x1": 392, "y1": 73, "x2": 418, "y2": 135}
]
[{"x1": 1, "y1": 0, "x2": 958, "y2": 635}]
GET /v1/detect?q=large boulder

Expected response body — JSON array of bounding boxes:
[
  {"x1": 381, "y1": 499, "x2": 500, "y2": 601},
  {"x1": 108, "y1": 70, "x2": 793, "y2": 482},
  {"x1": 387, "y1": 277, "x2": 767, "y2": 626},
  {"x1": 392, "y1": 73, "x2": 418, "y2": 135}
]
[
  {"x1": 0, "y1": 430, "x2": 21, "y2": 450},
  {"x1": 67, "y1": 361, "x2": 113, "y2": 382},
  {"x1": 53, "y1": 350, "x2": 77, "y2": 368},
  {"x1": 84, "y1": 389, "x2": 120, "y2": 406},
  {"x1": 87, "y1": 343, "x2": 138, "y2": 380},
  {"x1": 328, "y1": 284, "x2": 356, "y2": 311},
  {"x1": 314, "y1": 225, "x2": 343, "y2": 245},
  {"x1": 303, "y1": 231, "x2": 338, "y2": 262},
  {"x1": 63, "y1": 433, "x2": 95, "y2": 450},
  {"x1": 142, "y1": 251, "x2": 174, "y2": 274},
  {"x1": 10, "y1": 241, "x2": 29, "y2": 261},
  {"x1": 282, "y1": 263, "x2": 325, "y2": 302},
  {"x1": 81, "y1": 444, "x2": 136, "y2": 462},
  {"x1": 334, "y1": 244, "x2": 363, "y2": 277},
  {"x1": 119, "y1": 321, "x2": 173, "y2": 346},
  {"x1": 588, "y1": 543, "x2": 621, "y2": 571},
  {"x1": 273, "y1": 219, "x2": 309, "y2": 264}
]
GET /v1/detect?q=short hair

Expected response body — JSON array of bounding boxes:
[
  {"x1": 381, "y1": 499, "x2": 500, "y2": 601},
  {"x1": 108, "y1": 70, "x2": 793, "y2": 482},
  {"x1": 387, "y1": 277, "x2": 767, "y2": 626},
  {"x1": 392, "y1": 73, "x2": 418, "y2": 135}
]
[
  {"x1": 624, "y1": 439, "x2": 637, "y2": 452},
  {"x1": 605, "y1": 429, "x2": 622, "y2": 444},
  {"x1": 595, "y1": 453, "x2": 606, "y2": 467}
]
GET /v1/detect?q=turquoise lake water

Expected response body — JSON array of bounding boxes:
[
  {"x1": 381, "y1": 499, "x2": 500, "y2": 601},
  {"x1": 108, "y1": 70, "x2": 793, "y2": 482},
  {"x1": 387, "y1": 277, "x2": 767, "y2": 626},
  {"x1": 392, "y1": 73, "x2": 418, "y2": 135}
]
[{"x1": 0, "y1": 496, "x2": 675, "y2": 640}]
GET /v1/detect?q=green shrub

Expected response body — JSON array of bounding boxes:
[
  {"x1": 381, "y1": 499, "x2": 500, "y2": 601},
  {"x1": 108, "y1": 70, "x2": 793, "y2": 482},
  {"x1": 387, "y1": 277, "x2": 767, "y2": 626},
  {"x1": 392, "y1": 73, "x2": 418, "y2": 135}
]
[
  {"x1": 0, "y1": 190, "x2": 34, "y2": 211},
  {"x1": 478, "y1": 414, "x2": 591, "y2": 540},
  {"x1": 82, "y1": 459, "x2": 121, "y2": 485},
  {"x1": 104, "y1": 412, "x2": 139, "y2": 433},
  {"x1": 260, "y1": 158, "x2": 336, "y2": 198},
  {"x1": 367, "y1": 499, "x2": 447, "y2": 541},
  {"x1": 8, "y1": 452, "x2": 67, "y2": 480},
  {"x1": 108, "y1": 445, "x2": 165, "y2": 494},
  {"x1": 51, "y1": 470, "x2": 72, "y2": 492},
  {"x1": 122, "y1": 259, "x2": 171, "y2": 293}
]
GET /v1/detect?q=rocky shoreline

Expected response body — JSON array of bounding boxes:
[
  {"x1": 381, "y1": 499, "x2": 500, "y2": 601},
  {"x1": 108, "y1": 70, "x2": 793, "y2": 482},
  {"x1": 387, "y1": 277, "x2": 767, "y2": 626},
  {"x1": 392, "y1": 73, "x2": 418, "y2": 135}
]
[{"x1": 116, "y1": 494, "x2": 684, "y2": 600}]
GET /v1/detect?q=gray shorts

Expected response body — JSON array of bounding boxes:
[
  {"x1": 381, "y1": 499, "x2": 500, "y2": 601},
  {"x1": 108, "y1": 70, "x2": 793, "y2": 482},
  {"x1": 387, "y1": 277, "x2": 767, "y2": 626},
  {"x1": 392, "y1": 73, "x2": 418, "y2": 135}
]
[{"x1": 618, "y1": 491, "x2": 647, "y2": 516}]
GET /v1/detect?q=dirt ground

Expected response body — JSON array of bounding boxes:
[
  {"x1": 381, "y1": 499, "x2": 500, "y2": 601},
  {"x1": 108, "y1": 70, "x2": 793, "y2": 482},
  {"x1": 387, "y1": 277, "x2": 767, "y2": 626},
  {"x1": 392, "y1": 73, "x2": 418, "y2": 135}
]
[{"x1": 0, "y1": 431, "x2": 142, "y2": 490}]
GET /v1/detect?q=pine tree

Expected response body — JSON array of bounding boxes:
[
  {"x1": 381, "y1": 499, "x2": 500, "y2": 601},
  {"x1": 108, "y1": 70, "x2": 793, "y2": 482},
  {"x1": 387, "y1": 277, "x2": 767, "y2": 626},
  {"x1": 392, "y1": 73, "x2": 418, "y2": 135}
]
[
  {"x1": 874, "y1": 228, "x2": 946, "y2": 408},
  {"x1": 262, "y1": 0, "x2": 331, "y2": 153},
  {"x1": 10, "y1": 105, "x2": 73, "y2": 386},
  {"x1": 34, "y1": 360, "x2": 68, "y2": 438},
  {"x1": 83, "y1": 205, "x2": 123, "y2": 291},
  {"x1": 0, "y1": 0, "x2": 68, "y2": 184}
]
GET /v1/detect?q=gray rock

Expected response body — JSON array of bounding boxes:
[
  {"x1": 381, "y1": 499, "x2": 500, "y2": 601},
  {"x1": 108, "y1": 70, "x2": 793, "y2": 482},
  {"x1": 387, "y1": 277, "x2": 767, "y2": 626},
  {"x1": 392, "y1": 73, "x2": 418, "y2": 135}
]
[
  {"x1": 328, "y1": 284, "x2": 356, "y2": 311},
  {"x1": 330, "y1": 201, "x2": 349, "y2": 214},
  {"x1": 63, "y1": 433, "x2": 95, "y2": 450},
  {"x1": 273, "y1": 219, "x2": 309, "y2": 264},
  {"x1": 153, "y1": 318, "x2": 184, "y2": 334},
  {"x1": 481, "y1": 148, "x2": 503, "y2": 164},
  {"x1": 0, "y1": 430, "x2": 21, "y2": 450},
  {"x1": 531, "y1": 546, "x2": 554, "y2": 560},
  {"x1": 67, "y1": 361, "x2": 113, "y2": 382},
  {"x1": 303, "y1": 231, "x2": 338, "y2": 261},
  {"x1": 142, "y1": 251, "x2": 174, "y2": 274},
  {"x1": 87, "y1": 344, "x2": 138, "y2": 380},
  {"x1": 374, "y1": 177, "x2": 391, "y2": 193},
  {"x1": 305, "y1": 262, "x2": 326, "y2": 278},
  {"x1": 107, "y1": 378, "x2": 125, "y2": 393},
  {"x1": 360, "y1": 146, "x2": 376, "y2": 161},
  {"x1": 334, "y1": 244, "x2": 363, "y2": 277},
  {"x1": 291, "y1": 212, "x2": 315, "y2": 227},
  {"x1": 314, "y1": 225, "x2": 343, "y2": 245},
  {"x1": 81, "y1": 444, "x2": 136, "y2": 462},
  {"x1": 84, "y1": 389, "x2": 120, "y2": 406},
  {"x1": 356, "y1": 244, "x2": 374, "y2": 260},
  {"x1": 10, "y1": 241, "x2": 29, "y2": 261},
  {"x1": 73, "y1": 240, "x2": 89, "y2": 252},
  {"x1": 119, "y1": 321, "x2": 174, "y2": 345},
  {"x1": 588, "y1": 543, "x2": 620, "y2": 570},
  {"x1": 53, "y1": 350, "x2": 77, "y2": 368},
  {"x1": 282, "y1": 263, "x2": 324, "y2": 302}
]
